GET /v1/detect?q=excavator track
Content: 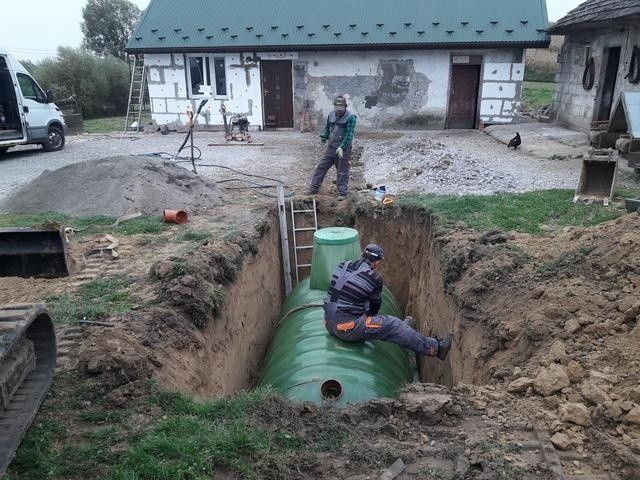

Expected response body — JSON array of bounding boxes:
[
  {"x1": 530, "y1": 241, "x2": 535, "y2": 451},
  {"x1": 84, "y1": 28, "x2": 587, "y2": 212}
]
[{"x1": 0, "y1": 304, "x2": 56, "y2": 476}]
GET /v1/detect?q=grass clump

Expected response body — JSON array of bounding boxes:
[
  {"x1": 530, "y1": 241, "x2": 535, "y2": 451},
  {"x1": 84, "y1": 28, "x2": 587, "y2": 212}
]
[
  {"x1": 0, "y1": 212, "x2": 166, "y2": 236},
  {"x1": 177, "y1": 229, "x2": 212, "y2": 243},
  {"x1": 46, "y1": 276, "x2": 134, "y2": 324},
  {"x1": 111, "y1": 388, "x2": 316, "y2": 480},
  {"x1": 398, "y1": 189, "x2": 627, "y2": 234}
]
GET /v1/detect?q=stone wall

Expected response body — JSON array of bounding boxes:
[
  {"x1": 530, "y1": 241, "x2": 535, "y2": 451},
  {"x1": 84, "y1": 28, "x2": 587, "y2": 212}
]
[{"x1": 553, "y1": 25, "x2": 640, "y2": 132}]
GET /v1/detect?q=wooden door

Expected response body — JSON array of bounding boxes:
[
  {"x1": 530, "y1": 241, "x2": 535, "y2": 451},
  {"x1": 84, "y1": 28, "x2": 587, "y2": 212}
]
[
  {"x1": 447, "y1": 65, "x2": 481, "y2": 129},
  {"x1": 596, "y1": 47, "x2": 621, "y2": 122},
  {"x1": 261, "y1": 60, "x2": 293, "y2": 128}
]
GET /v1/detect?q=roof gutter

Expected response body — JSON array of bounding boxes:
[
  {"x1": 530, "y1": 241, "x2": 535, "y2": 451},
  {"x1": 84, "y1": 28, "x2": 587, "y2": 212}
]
[{"x1": 126, "y1": 39, "x2": 550, "y2": 54}]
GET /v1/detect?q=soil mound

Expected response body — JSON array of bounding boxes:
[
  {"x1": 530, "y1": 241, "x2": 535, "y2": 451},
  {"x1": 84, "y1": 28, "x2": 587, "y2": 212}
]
[{"x1": 0, "y1": 156, "x2": 226, "y2": 217}]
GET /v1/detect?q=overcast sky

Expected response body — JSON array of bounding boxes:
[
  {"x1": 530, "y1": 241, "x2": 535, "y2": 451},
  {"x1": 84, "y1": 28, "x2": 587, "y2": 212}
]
[{"x1": 0, "y1": 0, "x2": 584, "y2": 62}]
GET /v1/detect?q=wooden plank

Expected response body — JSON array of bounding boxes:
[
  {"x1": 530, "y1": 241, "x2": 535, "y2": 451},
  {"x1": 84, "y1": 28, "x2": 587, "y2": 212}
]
[{"x1": 277, "y1": 186, "x2": 293, "y2": 295}]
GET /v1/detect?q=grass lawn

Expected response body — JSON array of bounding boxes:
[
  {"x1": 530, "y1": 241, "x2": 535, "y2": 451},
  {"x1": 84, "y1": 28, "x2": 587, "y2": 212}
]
[
  {"x1": 83, "y1": 113, "x2": 152, "y2": 134},
  {"x1": 522, "y1": 81, "x2": 556, "y2": 112},
  {"x1": 398, "y1": 188, "x2": 640, "y2": 234}
]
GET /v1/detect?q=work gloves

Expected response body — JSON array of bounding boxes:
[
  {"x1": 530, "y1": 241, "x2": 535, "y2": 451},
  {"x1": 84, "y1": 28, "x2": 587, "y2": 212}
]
[{"x1": 336, "y1": 147, "x2": 344, "y2": 159}]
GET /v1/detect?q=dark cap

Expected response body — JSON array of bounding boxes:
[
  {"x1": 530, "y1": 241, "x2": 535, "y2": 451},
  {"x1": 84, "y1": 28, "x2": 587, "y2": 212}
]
[
  {"x1": 363, "y1": 243, "x2": 384, "y2": 261},
  {"x1": 333, "y1": 95, "x2": 347, "y2": 107}
]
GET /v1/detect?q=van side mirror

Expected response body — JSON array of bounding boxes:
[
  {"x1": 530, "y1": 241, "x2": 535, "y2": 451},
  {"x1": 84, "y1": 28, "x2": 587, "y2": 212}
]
[{"x1": 45, "y1": 89, "x2": 54, "y2": 103}]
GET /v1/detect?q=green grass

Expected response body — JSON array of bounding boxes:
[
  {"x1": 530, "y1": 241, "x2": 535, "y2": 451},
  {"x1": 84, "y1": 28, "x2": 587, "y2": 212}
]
[
  {"x1": 398, "y1": 189, "x2": 635, "y2": 234},
  {"x1": 522, "y1": 81, "x2": 555, "y2": 111},
  {"x1": 0, "y1": 212, "x2": 167, "y2": 236},
  {"x1": 177, "y1": 229, "x2": 212, "y2": 243},
  {"x1": 83, "y1": 114, "x2": 151, "y2": 134},
  {"x1": 46, "y1": 276, "x2": 134, "y2": 324}
]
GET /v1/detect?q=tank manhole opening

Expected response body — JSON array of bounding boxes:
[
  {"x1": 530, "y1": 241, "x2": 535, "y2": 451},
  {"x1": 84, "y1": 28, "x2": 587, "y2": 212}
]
[{"x1": 320, "y1": 379, "x2": 343, "y2": 400}]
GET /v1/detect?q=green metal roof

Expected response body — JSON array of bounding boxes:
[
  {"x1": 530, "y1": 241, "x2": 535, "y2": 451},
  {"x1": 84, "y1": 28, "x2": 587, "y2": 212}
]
[{"x1": 126, "y1": 0, "x2": 550, "y2": 53}]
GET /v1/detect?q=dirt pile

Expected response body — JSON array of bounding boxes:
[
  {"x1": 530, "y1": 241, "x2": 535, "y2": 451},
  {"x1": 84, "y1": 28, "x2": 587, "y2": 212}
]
[
  {"x1": 437, "y1": 212, "x2": 640, "y2": 478},
  {"x1": 0, "y1": 156, "x2": 226, "y2": 216}
]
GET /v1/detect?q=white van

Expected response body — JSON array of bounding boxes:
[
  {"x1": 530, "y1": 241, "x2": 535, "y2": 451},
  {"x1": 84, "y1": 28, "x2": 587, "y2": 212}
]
[{"x1": 0, "y1": 48, "x2": 66, "y2": 155}]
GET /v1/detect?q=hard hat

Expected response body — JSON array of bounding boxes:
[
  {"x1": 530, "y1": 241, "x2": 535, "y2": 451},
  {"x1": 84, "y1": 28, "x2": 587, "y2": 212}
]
[
  {"x1": 363, "y1": 243, "x2": 384, "y2": 261},
  {"x1": 333, "y1": 95, "x2": 347, "y2": 107}
]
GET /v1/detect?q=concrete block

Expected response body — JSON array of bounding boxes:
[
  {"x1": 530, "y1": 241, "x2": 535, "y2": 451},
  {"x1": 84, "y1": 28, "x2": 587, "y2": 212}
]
[
  {"x1": 148, "y1": 68, "x2": 161, "y2": 82},
  {"x1": 511, "y1": 63, "x2": 525, "y2": 81},
  {"x1": 483, "y1": 62, "x2": 511, "y2": 81},
  {"x1": 166, "y1": 99, "x2": 194, "y2": 114},
  {"x1": 480, "y1": 99, "x2": 501, "y2": 116},
  {"x1": 148, "y1": 83, "x2": 171, "y2": 98},
  {"x1": 164, "y1": 67, "x2": 185, "y2": 84},
  {"x1": 172, "y1": 54, "x2": 184, "y2": 66},
  {"x1": 482, "y1": 82, "x2": 517, "y2": 99},
  {"x1": 146, "y1": 54, "x2": 172, "y2": 67},
  {"x1": 151, "y1": 98, "x2": 167, "y2": 113}
]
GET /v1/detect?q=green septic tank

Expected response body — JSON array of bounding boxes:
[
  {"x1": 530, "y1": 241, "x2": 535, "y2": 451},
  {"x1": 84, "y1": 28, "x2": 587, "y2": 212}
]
[{"x1": 260, "y1": 227, "x2": 413, "y2": 406}]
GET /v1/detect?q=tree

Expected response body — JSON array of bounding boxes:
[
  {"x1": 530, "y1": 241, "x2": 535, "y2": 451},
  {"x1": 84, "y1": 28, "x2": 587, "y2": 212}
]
[
  {"x1": 34, "y1": 47, "x2": 130, "y2": 118},
  {"x1": 81, "y1": 0, "x2": 141, "y2": 59}
]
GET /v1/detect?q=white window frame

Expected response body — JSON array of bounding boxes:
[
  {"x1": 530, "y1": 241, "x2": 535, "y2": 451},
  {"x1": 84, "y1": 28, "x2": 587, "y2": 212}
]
[{"x1": 185, "y1": 54, "x2": 228, "y2": 99}]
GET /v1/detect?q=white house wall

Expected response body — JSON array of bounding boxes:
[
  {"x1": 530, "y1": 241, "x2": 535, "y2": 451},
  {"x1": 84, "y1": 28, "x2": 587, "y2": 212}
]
[
  {"x1": 553, "y1": 25, "x2": 640, "y2": 132},
  {"x1": 294, "y1": 49, "x2": 523, "y2": 129},
  {"x1": 146, "y1": 48, "x2": 524, "y2": 129},
  {"x1": 145, "y1": 53, "x2": 262, "y2": 128}
]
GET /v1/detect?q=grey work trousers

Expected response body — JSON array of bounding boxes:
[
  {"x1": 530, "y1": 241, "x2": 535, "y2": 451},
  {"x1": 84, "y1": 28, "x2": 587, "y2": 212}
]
[
  {"x1": 324, "y1": 312, "x2": 439, "y2": 356},
  {"x1": 309, "y1": 146, "x2": 351, "y2": 195}
]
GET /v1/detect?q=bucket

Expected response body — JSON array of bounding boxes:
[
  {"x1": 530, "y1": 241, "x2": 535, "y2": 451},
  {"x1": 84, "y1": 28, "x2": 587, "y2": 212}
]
[
  {"x1": 163, "y1": 209, "x2": 188, "y2": 224},
  {"x1": 374, "y1": 186, "x2": 386, "y2": 201}
]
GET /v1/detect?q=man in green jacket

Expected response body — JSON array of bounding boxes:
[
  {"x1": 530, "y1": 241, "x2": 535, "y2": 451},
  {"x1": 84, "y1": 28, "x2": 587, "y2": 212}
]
[{"x1": 307, "y1": 96, "x2": 356, "y2": 200}]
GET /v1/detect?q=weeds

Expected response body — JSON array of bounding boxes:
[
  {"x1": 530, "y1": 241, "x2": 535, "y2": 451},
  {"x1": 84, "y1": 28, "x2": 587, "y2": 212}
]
[
  {"x1": 166, "y1": 261, "x2": 195, "y2": 279},
  {"x1": 46, "y1": 276, "x2": 134, "y2": 323}
]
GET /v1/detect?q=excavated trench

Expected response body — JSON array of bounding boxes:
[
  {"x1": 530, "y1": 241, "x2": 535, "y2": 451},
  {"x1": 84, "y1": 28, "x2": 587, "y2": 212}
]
[{"x1": 157, "y1": 203, "x2": 492, "y2": 400}]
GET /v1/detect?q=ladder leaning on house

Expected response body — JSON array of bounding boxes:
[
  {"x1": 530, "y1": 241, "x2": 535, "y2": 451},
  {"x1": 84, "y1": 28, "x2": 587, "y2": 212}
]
[{"x1": 124, "y1": 54, "x2": 146, "y2": 133}]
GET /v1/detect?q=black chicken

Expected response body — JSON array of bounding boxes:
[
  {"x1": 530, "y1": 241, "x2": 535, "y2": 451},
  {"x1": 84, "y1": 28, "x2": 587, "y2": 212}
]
[{"x1": 507, "y1": 132, "x2": 521, "y2": 149}]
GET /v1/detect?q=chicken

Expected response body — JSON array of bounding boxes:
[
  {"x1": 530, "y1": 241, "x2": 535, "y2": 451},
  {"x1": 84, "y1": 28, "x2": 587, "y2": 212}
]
[{"x1": 507, "y1": 132, "x2": 521, "y2": 149}]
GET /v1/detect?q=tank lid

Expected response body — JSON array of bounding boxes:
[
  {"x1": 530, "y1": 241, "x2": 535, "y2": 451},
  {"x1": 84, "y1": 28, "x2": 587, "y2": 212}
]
[{"x1": 314, "y1": 227, "x2": 359, "y2": 245}]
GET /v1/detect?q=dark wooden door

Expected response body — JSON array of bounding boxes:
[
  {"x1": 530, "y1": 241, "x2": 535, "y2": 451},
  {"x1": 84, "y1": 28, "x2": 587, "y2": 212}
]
[
  {"x1": 447, "y1": 65, "x2": 480, "y2": 129},
  {"x1": 261, "y1": 60, "x2": 293, "y2": 128},
  {"x1": 596, "y1": 47, "x2": 621, "y2": 122}
]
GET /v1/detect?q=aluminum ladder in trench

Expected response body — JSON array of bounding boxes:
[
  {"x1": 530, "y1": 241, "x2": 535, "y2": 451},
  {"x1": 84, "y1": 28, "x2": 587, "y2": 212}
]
[
  {"x1": 123, "y1": 54, "x2": 146, "y2": 133},
  {"x1": 276, "y1": 187, "x2": 318, "y2": 294}
]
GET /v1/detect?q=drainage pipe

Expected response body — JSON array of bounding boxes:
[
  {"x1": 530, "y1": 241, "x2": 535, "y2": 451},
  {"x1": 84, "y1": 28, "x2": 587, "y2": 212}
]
[{"x1": 260, "y1": 227, "x2": 413, "y2": 405}]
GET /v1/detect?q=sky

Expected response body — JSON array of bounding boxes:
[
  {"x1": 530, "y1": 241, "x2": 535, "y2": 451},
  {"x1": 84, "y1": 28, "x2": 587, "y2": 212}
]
[{"x1": 0, "y1": 0, "x2": 584, "y2": 62}]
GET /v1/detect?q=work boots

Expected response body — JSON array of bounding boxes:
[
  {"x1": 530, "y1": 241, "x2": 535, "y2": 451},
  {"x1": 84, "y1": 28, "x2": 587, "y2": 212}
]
[{"x1": 436, "y1": 333, "x2": 453, "y2": 360}]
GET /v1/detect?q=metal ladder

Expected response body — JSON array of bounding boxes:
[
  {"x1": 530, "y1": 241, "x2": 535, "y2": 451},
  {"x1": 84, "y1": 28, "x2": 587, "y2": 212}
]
[
  {"x1": 290, "y1": 197, "x2": 318, "y2": 285},
  {"x1": 123, "y1": 54, "x2": 146, "y2": 133}
]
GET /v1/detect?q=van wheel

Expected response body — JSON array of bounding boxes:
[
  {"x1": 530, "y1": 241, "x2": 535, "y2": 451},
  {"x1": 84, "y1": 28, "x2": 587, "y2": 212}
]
[{"x1": 41, "y1": 125, "x2": 65, "y2": 152}]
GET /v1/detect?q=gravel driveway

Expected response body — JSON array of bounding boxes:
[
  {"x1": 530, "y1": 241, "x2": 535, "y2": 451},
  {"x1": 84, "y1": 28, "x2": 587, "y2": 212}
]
[{"x1": 1, "y1": 127, "x2": 630, "y2": 207}]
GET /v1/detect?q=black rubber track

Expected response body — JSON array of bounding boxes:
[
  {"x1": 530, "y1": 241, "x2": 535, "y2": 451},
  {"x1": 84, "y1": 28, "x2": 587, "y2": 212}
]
[{"x1": 0, "y1": 304, "x2": 56, "y2": 476}]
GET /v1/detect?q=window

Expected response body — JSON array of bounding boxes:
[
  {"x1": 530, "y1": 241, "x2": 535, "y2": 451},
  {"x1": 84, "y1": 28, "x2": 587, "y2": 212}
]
[
  {"x1": 17, "y1": 73, "x2": 46, "y2": 102},
  {"x1": 186, "y1": 55, "x2": 227, "y2": 97}
]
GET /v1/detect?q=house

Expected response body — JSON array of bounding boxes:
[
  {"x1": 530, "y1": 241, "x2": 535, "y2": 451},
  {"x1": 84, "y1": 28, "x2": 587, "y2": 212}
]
[
  {"x1": 125, "y1": 0, "x2": 549, "y2": 131},
  {"x1": 549, "y1": 0, "x2": 640, "y2": 132}
]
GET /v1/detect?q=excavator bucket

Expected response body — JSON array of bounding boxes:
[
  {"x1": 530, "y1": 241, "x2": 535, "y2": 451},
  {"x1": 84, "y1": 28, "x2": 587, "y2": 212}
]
[
  {"x1": 0, "y1": 304, "x2": 57, "y2": 476},
  {"x1": 0, "y1": 227, "x2": 70, "y2": 278},
  {"x1": 573, "y1": 149, "x2": 618, "y2": 205}
]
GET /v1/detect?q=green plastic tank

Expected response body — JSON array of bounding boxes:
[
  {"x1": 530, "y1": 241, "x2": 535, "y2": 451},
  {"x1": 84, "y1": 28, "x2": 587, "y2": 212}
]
[
  {"x1": 260, "y1": 227, "x2": 413, "y2": 406},
  {"x1": 309, "y1": 227, "x2": 361, "y2": 291}
]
